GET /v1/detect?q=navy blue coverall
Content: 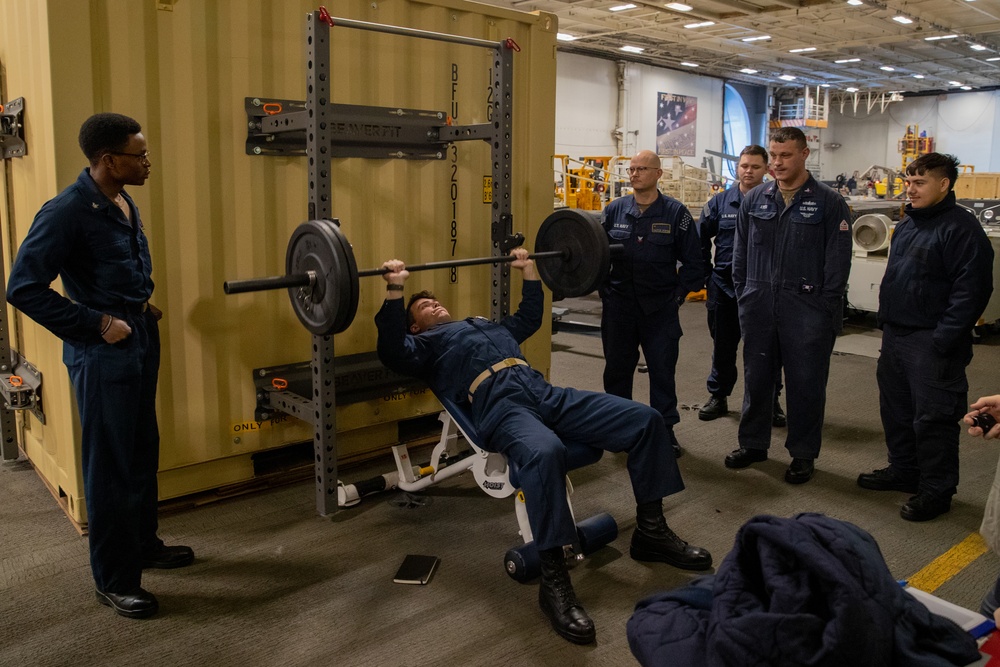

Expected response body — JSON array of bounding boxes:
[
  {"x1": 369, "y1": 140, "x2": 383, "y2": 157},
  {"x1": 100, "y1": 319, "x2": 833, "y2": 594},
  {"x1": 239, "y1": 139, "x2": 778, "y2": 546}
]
[
  {"x1": 733, "y1": 175, "x2": 853, "y2": 459},
  {"x1": 699, "y1": 185, "x2": 782, "y2": 401},
  {"x1": 877, "y1": 191, "x2": 994, "y2": 500},
  {"x1": 375, "y1": 281, "x2": 684, "y2": 551},
  {"x1": 600, "y1": 193, "x2": 705, "y2": 431},
  {"x1": 7, "y1": 168, "x2": 161, "y2": 595}
]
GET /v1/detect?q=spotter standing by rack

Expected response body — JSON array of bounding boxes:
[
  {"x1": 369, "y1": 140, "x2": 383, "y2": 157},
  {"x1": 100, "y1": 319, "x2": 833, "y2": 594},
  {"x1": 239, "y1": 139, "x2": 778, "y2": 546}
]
[
  {"x1": 6, "y1": 113, "x2": 193, "y2": 620},
  {"x1": 375, "y1": 248, "x2": 711, "y2": 645}
]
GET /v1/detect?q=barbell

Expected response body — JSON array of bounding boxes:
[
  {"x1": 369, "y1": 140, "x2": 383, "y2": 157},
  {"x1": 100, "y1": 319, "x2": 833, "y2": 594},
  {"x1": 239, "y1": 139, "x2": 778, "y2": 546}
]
[{"x1": 223, "y1": 208, "x2": 616, "y2": 335}]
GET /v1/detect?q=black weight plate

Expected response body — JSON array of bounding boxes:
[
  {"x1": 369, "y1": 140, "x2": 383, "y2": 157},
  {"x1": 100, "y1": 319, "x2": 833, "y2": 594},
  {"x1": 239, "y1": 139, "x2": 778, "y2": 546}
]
[
  {"x1": 285, "y1": 219, "x2": 358, "y2": 335},
  {"x1": 534, "y1": 209, "x2": 609, "y2": 299},
  {"x1": 326, "y1": 222, "x2": 360, "y2": 333}
]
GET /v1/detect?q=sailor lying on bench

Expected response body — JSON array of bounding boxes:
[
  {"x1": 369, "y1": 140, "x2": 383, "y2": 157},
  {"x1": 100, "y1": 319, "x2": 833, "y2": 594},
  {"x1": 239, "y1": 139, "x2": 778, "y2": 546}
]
[{"x1": 374, "y1": 247, "x2": 711, "y2": 646}]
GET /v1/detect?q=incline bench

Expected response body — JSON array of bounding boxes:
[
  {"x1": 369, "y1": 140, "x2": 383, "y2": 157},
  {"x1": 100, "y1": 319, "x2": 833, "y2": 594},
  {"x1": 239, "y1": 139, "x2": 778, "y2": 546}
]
[{"x1": 340, "y1": 392, "x2": 618, "y2": 581}]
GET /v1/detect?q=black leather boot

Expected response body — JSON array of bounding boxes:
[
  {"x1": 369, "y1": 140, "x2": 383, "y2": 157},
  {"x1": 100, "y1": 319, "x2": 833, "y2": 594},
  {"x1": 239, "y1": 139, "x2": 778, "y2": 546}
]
[
  {"x1": 698, "y1": 395, "x2": 728, "y2": 421},
  {"x1": 631, "y1": 500, "x2": 713, "y2": 570},
  {"x1": 538, "y1": 547, "x2": 596, "y2": 644}
]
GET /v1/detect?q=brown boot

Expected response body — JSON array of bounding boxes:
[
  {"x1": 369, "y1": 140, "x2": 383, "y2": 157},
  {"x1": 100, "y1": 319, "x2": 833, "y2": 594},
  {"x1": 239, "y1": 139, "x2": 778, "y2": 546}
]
[{"x1": 538, "y1": 547, "x2": 596, "y2": 644}]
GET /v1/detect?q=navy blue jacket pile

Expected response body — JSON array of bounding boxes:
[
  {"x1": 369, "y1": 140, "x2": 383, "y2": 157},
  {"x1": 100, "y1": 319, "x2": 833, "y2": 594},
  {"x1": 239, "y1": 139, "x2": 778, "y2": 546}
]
[{"x1": 627, "y1": 513, "x2": 980, "y2": 667}]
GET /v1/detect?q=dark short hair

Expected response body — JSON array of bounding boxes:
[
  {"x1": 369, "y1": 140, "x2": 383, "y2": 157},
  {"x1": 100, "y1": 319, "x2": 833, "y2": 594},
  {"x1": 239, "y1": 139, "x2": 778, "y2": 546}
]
[
  {"x1": 769, "y1": 127, "x2": 807, "y2": 149},
  {"x1": 78, "y1": 113, "x2": 142, "y2": 163},
  {"x1": 406, "y1": 290, "x2": 436, "y2": 329},
  {"x1": 905, "y1": 152, "x2": 960, "y2": 191},
  {"x1": 739, "y1": 144, "x2": 768, "y2": 161}
]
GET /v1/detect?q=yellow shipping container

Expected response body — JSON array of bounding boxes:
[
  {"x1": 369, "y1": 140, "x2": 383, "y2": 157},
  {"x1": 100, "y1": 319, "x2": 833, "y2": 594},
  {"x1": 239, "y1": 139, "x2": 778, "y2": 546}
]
[{"x1": 0, "y1": 0, "x2": 557, "y2": 523}]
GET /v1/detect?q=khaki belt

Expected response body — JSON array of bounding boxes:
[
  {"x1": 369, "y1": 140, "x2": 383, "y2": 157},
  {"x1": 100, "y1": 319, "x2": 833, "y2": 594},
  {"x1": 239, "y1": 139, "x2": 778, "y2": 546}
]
[{"x1": 468, "y1": 358, "x2": 529, "y2": 401}]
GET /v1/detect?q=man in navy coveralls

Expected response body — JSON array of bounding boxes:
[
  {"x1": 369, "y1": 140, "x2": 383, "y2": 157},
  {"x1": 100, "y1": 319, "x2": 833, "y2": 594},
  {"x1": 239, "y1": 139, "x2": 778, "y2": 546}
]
[
  {"x1": 599, "y1": 150, "x2": 705, "y2": 457},
  {"x1": 7, "y1": 113, "x2": 193, "y2": 619},
  {"x1": 375, "y1": 249, "x2": 711, "y2": 645},
  {"x1": 858, "y1": 153, "x2": 993, "y2": 521},
  {"x1": 725, "y1": 127, "x2": 853, "y2": 484},
  {"x1": 697, "y1": 144, "x2": 785, "y2": 426}
]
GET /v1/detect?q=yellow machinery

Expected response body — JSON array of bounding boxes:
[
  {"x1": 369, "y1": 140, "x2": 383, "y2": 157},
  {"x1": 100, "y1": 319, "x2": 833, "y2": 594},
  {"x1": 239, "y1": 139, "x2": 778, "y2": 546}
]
[
  {"x1": 860, "y1": 164, "x2": 904, "y2": 199},
  {"x1": 874, "y1": 178, "x2": 905, "y2": 198},
  {"x1": 898, "y1": 125, "x2": 934, "y2": 172},
  {"x1": 554, "y1": 155, "x2": 612, "y2": 210}
]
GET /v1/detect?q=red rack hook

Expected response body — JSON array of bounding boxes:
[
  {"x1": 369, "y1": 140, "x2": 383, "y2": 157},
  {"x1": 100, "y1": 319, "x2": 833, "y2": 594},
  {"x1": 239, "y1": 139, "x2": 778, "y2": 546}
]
[
  {"x1": 318, "y1": 6, "x2": 334, "y2": 27},
  {"x1": 262, "y1": 102, "x2": 282, "y2": 115},
  {"x1": 504, "y1": 38, "x2": 521, "y2": 52}
]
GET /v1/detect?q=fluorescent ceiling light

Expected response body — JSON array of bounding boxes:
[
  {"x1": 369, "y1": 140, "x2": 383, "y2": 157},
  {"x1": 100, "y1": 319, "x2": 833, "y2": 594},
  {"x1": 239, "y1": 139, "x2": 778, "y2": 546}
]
[
  {"x1": 912, "y1": 74, "x2": 925, "y2": 78},
  {"x1": 665, "y1": 2, "x2": 693, "y2": 10},
  {"x1": 835, "y1": 58, "x2": 861, "y2": 63},
  {"x1": 949, "y1": 80, "x2": 963, "y2": 85},
  {"x1": 988, "y1": 57, "x2": 1000, "y2": 61},
  {"x1": 742, "y1": 35, "x2": 771, "y2": 42},
  {"x1": 846, "y1": 87, "x2": 859, "y2": 92},
  {"x1": 789, "y1": 47, "x2": 817, "y2": 53},
  {"x1": 892, "y1": 16, "x2": 913, "y2": 24},
  {"x1": 880, "y1": 66, "x2": 895, "y2": 71},
  {"x1": 821, "y1": 84, "x2": 831, "y2": 87},
  {"x1": 685, "y1": 21, "x2": 715, "y2": 28},
  {"x1": 609, "y1": 3, "x2": 636, "y2": 11},
  {"x1": 556, "y1": 33, "x2": 577, "y2": 41},
  {"x1": 925, "y1": 34, "x2": 958, "y2": 41},
  {"x1": 620, "y1": 45, "x2": 645, "y2": 53},
  {"x1": 740, "y1": 68, "x2": 758, "y2": 74},
  {"x1": 779, "y1": 74, "x2": 797, "y2": 81},
  {"x1": 680, "y1": 61, "x2": 699, "y2": 67},
  {"x1": 971, "y1": 44, "x2": 989, "y2": 51},
  {"x1": 962, "y1": 86, "x2": 973, "y2": 90},
  {"x1": 846, "y1": 0, "x2": 864, "y2": 4}
]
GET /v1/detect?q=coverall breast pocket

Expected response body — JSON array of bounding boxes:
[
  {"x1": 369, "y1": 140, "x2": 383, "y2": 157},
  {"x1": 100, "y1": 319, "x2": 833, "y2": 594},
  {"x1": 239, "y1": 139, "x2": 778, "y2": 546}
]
[
  {"x1": 750, "y1": 210, "x2": 775, "y2": 245},
  {"x1": 92, "y1": 237, "x2": 134, "y2": 285},
  {"x1": 791, "y1": 215, "x2": 822, "y2": 247},
  {"x1": 645, "y1": 230, "x2": 675, "y2": 264}
]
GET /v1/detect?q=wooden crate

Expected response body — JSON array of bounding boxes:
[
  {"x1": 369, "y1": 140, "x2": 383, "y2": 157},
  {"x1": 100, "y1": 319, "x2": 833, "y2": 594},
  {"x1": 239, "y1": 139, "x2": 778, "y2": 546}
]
[
  {"x1": 973, "y1": 174, "x2": 1000, "y2": 199},
  {"x1": 955, "y1": 177, "x2": 976, "y2": 199}
]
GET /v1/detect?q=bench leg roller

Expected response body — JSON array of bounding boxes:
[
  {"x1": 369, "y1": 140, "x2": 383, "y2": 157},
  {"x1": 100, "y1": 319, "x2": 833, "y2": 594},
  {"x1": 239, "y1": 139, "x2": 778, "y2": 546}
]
[
  {"x1": 504, "y1": 543, "x2": 541, "y2": 582},
  {"x1": 576, "y1": 513, "x2": 618, "y2": 556}
]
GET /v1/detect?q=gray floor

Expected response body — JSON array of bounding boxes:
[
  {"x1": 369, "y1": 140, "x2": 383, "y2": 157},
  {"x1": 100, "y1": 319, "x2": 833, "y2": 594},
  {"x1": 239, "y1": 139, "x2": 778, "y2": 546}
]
[{"x1": 3, "y1": 297, "x2": 1000, "y2": 666}]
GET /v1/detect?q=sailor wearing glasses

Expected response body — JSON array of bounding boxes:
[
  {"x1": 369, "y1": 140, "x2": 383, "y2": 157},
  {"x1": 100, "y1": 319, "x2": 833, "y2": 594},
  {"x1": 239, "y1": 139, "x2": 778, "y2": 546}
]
[{"x1": 599, "y1": 150, "x2": 706, "y2": 458}]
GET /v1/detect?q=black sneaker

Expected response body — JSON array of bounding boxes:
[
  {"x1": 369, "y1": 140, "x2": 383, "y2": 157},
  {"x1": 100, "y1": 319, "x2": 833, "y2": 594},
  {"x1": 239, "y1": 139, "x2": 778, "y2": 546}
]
[
  {"x1": 698, "y1": 396, "x2": 728, "y2": 421},
  {"x1": 857, "y1": 467, "x2": 919, "y2": 494}
]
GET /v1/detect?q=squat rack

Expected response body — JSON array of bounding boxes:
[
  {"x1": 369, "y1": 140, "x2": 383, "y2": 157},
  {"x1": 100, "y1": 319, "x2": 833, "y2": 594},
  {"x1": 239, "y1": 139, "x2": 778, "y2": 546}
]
[{"x1": 247, "y1": 8, "x2": 519, "y2": 515}]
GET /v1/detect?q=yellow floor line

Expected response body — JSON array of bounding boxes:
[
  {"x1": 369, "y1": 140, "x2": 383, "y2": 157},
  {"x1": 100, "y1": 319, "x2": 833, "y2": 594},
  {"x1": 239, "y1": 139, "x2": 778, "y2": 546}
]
[{"x1": 907, "y1": 532, "x2": 990, "y2": 593}]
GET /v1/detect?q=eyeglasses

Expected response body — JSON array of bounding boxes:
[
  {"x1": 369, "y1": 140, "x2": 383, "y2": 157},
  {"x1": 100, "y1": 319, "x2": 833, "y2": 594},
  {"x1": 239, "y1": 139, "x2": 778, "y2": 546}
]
[
  {"x1": 626, "y1": 166, "x2": 657, "y2": 175},
  {"x1": 109, "y1": 150, "x2": 151, "y2": 162}
]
